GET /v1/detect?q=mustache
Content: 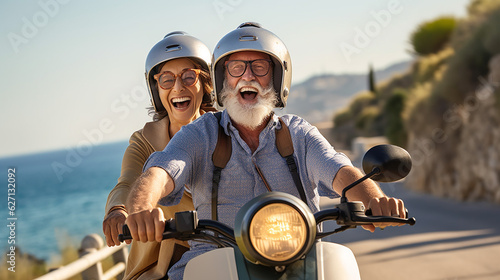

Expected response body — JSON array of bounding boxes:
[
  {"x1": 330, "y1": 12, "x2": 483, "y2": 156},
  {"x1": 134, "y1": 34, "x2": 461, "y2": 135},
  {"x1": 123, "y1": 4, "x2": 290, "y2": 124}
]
[
  {"x1": 219, "y1": 78, "x2": 276, "y2": 107},
  {"x1": 234, "y1": 80, "x2": 266, "y2": 93}
]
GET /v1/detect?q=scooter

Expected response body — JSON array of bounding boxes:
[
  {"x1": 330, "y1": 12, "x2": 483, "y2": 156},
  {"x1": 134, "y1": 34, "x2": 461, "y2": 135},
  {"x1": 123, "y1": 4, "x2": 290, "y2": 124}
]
[{"x1": 120, "y1": 144, "x2": 416, "y2": 279}]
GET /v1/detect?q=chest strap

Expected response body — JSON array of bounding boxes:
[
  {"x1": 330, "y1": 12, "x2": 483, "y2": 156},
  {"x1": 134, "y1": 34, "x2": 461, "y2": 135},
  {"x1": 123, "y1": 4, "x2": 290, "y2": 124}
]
[
  {"x1": 212, "y1": 112, "x2": 232, "y2": 221},
  {"x1": 211, "y1": 112, "x2": 307, "y2": 221},
  {"x1": 275, "y1": 118, "x2": 308, "y2": 204}
]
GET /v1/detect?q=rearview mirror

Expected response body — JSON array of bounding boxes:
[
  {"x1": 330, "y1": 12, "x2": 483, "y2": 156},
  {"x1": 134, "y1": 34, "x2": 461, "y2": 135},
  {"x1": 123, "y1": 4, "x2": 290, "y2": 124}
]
[{"x1": 362, "y1": 144, "x2": 412, "y2": 182}]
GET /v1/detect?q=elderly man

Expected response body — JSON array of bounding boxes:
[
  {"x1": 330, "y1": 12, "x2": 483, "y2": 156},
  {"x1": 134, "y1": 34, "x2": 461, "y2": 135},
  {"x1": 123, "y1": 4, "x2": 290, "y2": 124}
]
[{"x1": 125, "y1": 22, "x2": 406, "y2": 280}]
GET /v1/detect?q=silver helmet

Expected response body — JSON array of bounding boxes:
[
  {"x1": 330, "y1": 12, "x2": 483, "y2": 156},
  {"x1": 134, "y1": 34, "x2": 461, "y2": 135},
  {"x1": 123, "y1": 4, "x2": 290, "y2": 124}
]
[
  {"x1": 145, "y1": 31, "x2": 211, "y2": 112},
  {"x1": 212, "y1": 22, "x2": 292, "y2": 108}
]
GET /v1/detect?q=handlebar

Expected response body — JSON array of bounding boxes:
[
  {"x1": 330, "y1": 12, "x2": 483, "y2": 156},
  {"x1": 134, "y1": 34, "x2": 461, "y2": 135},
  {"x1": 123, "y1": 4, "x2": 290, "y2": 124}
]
[
  {"x1": 118, "y1": 202, "x2": 415, "y2": 243},
  {"x1": 314, "y1": 206, "x2": 415, "y2": 227},
  {"x1": 118, "y1": 218, "x2": 236, "y2": 243},
  {"x1": 314, "y1": 202, "x2": 415, "y2": 239}
]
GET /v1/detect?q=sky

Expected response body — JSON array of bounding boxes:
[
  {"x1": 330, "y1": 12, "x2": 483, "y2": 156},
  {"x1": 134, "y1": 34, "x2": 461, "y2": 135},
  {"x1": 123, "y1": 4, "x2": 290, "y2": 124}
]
[{"x1": 0, "y1": 0, "x2": 471, "y2": 157}]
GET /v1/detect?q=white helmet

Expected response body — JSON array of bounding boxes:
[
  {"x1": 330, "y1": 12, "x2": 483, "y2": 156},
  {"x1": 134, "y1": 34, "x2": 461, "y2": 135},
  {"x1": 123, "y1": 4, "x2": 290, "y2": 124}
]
[
  {"x1": 145, "y1": 31, "x2": 211, "y2": 112},
  {"x1": 212, "y1": 22, "x2": 292, "y2": 108}
]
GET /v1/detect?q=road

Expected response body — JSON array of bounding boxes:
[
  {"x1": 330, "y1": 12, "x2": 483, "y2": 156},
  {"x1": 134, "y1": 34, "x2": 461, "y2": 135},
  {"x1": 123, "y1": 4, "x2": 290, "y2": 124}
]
[{"x1": 321, "y1": 182, "x2": 500, "y2": 280}]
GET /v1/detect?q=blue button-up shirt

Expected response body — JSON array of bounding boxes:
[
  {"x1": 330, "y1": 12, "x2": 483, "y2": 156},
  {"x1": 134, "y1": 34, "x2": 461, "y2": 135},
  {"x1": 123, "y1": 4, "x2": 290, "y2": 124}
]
[{"x1": 144, "y1": 110, "x2": 353, "y2": 280}]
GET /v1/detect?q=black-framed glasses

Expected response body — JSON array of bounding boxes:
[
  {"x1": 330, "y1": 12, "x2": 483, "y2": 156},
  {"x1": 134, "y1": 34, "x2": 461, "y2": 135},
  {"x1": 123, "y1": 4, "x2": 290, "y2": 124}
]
[
  {"x1": 225, "y1": 59, "x2": 272, "y2": 77},
  {"x1": 153, "y1": 68, "x2": 201, "y2": 90}
]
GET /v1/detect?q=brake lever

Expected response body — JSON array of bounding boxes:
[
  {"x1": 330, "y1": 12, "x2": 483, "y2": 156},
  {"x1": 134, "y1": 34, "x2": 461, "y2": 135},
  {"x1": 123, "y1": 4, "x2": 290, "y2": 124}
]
[
  {"x1": 365, "y1": 208, "x2": 409, "y2": 217},
  {"x1": 364, "y1": 209, "x2": 416, "y2": 225}
]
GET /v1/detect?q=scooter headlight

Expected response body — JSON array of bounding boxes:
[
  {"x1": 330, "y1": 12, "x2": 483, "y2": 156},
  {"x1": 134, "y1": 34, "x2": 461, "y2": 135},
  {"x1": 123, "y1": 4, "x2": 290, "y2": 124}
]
[
  {"x1": 235, "y1": 192, "x2": 316, "y2": 266},
  {"x1": 250, "y1": 203, "x2": 307, "y2": 261}
]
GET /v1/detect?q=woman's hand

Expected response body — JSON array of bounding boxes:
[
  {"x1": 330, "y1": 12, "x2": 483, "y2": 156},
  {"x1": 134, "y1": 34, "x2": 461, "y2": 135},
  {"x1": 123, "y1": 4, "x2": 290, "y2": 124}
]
[{"x1": 103, "y1": 209, "x2": 129, "y2": 246}]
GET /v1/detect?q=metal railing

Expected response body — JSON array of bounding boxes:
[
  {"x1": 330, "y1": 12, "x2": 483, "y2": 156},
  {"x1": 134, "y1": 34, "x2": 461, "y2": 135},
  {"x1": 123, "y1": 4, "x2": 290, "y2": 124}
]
[{"x1": 34, "y1": 234, "x2": 129, "y2": 280}]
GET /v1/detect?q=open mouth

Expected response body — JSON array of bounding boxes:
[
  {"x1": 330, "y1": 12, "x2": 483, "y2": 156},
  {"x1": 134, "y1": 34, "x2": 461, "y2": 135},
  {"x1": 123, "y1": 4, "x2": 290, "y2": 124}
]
[
  {"x1": 239, "y1": 86, "x2": 258, "y2": 101},
  {"x1": 171, "y1": 96, "x2": 192, "y2": 109}
]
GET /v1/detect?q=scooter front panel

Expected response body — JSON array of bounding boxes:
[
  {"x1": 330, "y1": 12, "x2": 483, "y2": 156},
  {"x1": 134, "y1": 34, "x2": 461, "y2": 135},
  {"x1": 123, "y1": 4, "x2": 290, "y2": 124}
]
[
  {"x1": 184, "y1": 247, "x2": 239, "y2": 280},
  {"x1": 315, "y1": 242, "x2": 361, "y2": 280}
]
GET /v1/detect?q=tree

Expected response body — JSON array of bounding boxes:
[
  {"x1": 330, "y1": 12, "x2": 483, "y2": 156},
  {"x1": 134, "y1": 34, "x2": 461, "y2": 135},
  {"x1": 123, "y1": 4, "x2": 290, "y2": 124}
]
[{"x1": 368, "y1": 64, "x2": 377, "y2": 95}]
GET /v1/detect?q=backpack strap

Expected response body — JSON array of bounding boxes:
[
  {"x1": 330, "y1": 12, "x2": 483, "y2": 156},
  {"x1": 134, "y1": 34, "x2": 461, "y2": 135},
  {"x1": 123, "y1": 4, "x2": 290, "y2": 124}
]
[
  {"x1": 211, "y1": 112, "x2": 231, "y2": 221},
  {"x1": 275, "y1": 118, "x2": 308, "y2": 204}
]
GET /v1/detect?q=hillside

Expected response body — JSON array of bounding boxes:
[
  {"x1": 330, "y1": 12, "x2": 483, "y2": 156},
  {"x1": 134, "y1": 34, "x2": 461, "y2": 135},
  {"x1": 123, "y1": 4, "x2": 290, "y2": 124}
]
[
  {"x1": 331, "y1": 0, "x2": 500, "y2": 203},
  {"x1": 285, "y1": 61, "x2": 412, "y2": 124}
]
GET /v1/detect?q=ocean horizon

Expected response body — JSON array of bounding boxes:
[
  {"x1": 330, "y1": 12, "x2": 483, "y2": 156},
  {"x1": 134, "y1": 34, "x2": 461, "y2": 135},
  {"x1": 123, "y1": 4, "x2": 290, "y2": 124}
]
[{"x1": 1, "y1": 140, "x2": 129, "y2": 261}]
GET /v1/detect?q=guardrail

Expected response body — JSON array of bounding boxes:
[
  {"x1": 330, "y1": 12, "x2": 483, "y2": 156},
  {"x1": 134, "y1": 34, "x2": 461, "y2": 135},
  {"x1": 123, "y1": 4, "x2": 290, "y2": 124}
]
[{"x1": 34, "y1": 234, "x2": 128, "y2": 280}]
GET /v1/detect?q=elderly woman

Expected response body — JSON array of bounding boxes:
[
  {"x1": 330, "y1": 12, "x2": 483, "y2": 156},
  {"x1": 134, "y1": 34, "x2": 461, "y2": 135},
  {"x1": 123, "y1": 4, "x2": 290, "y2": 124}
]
[{"x1": 102, "y1": 31, "x2": 215, "y2": 280}]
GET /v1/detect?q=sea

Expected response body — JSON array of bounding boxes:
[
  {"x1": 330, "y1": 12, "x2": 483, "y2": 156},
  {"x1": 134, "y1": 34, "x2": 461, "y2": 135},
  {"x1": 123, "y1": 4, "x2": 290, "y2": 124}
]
[{"x1": 0, "y1": 140, "x2": 129, "y2": 262}]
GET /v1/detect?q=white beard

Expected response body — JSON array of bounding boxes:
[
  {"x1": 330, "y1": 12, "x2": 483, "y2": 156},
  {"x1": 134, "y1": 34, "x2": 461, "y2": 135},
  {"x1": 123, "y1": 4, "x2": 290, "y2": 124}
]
[{"x1": 219, "y1": 79, "x2": 277, "y2": 129}]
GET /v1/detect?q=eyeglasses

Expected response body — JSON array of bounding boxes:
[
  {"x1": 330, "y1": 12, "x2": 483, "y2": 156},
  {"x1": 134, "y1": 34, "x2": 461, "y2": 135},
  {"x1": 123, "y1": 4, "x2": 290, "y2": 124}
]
[
  {"x1": 153, "y1": 68, "x2": 201, "y2": 90},
  {"x1": 225, "y1": 59, "x2": 272, "y2": 78}
]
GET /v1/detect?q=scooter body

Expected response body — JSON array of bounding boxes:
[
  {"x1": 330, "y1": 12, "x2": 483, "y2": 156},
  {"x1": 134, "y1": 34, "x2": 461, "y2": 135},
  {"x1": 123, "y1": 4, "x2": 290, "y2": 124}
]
[{"x1": 184, "y1": 241, "x2": 360, "y2": 280}]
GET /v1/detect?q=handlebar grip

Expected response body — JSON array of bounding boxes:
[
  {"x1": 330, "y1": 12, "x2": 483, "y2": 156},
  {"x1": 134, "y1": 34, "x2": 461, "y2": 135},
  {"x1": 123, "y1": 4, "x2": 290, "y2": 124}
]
[
  {"x1": 118, "y1": 219, "x2": 176, "y2": 243},
  {"x1": 118, "y1": 225, "x2": 131, "y2": 242}
]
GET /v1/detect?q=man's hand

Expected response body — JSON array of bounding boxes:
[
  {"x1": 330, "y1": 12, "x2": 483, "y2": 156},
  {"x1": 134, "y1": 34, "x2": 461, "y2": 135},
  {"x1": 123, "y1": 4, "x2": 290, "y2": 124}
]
[
  {"x1": 103, "y1": 209, "x2": 128, "y2": 246},
  {"x1": 125, "y1": 207, "x2": 166, "y2": 243},
  {"x1": 333, "y1": 166, "x2": 407, "y2": 232},
  {"x1": 362, "y1": 196, "x2": 406, "y2": 232}
]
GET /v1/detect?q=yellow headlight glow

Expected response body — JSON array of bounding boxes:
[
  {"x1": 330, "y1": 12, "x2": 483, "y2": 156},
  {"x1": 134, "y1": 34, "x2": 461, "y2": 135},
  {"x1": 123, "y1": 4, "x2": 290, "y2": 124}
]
[{"x1": 249, "y1": 203, "x2": 307, "y2": 262}]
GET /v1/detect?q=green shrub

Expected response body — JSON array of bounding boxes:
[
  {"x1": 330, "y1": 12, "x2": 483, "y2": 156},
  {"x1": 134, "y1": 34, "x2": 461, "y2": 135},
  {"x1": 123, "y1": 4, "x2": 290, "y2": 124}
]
[
  {"x1": 410, "y1": 16, "x2": 457, "y2": 56},
  {"x1": 355, "y1": 106, "x2": 380, "y2": 130},
  {"x1": 333, "y1": 108, "x2": 351, "y2": 127},
  {"x1": 349, "y1": 91, "x2": 376, "y2": 115}
]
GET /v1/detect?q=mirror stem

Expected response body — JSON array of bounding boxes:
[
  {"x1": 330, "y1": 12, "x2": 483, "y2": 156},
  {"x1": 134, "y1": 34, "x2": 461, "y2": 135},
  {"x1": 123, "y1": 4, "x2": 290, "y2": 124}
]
[{"x1": 341, "y1": 167, "x2": 381, "y2": 203}]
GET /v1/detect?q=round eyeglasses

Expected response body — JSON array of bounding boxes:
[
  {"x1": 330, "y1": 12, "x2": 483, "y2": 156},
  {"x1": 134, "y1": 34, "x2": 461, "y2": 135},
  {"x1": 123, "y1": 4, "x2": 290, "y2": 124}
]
[
  {"x1": 225, "y1": 59, "x2": 272, "y2": 78},
  {"x1": 153, "y1": 68, "x2": 201, "y2": 90}
]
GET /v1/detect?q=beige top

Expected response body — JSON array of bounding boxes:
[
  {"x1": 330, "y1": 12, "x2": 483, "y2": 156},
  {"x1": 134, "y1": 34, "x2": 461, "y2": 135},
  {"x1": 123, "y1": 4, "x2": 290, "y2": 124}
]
[{"x1": 104, "y1": 115, "x2": 194, "y2": 280}]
